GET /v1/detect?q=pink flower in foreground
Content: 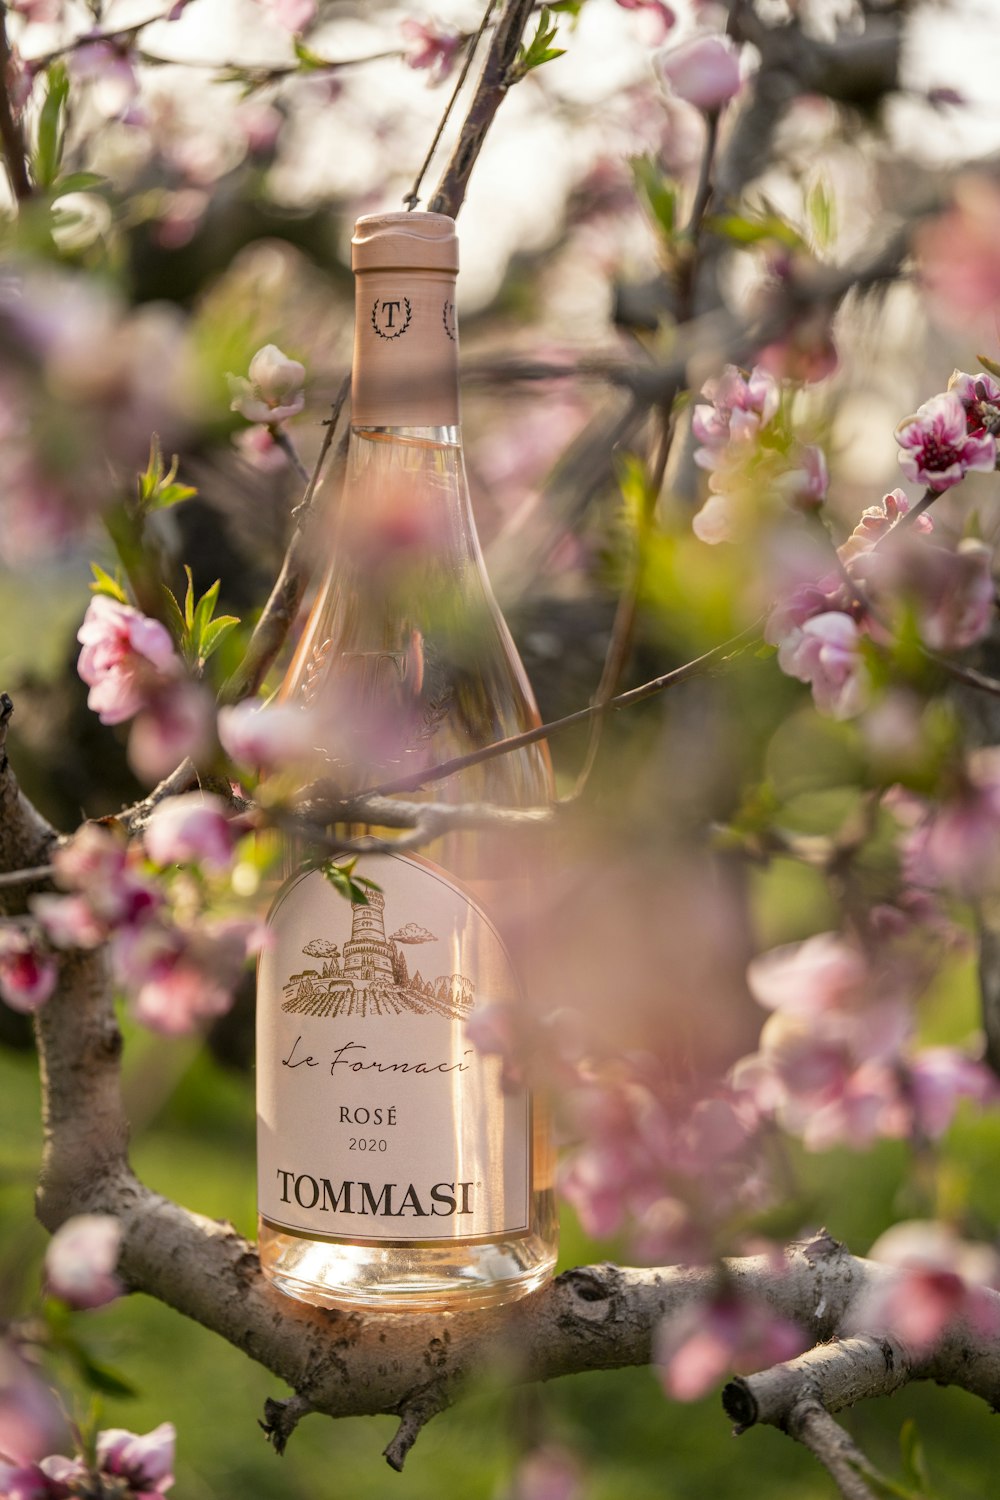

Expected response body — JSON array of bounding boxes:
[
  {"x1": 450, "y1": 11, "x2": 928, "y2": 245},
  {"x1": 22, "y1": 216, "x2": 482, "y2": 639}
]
[
  {"x1": 401, "y1": 19, "x2": 462, "y2": 83},
  {"x1": 895, "y1": 391, "x2": 996, "y2": 491},
  {"x1": 902, "y1": 748, "x2": 1000, "y2": 896},
  {"x1": 96, "y1": 1423, "x2": 175, "y2": 1496},
  {"x1": 853, "y1": 1221, "x2": 1000, "y2": 1355},
  {"x1": 0, "y1": 928, "x2": 57, "y2": 1013},
  {"x1": 777, "y1": 611, "x2": 869, "y2": 719},
  {"x1": 655, "y1": 1290, "x2": 805, "y2": 1400},
  {"x1": 918, "y1": 176, "x2": 1000, "y2": 332},
  {"x1": 117, "y1": 918, "x2": 261, "y2": 1034},
  {"x1": 907, "y1": 1048, "x2": 999, "y2": 1139},
  {"x1": 127, "y1": 680, "x2": 215, "y2": 787},
  {"x1": 257, "y1": 0, "x2": 316, "y2": 32},
  {"x1": 144, "y1": 794, "x2": 236, "y2": 872},
  {"x1": 507, "y1": 1444, "x2": 583, "y2": 1500},
  {"x1": 69, "y1": 41, "x2": 140, "y2": 121},
  {"x1": 228, "y1": 345, "x2": 305, "y2": 425},
  {"x1": 658, "y1": 34, "x2": 742, "y2": 112},
  {"x1": 77, "y1": 597, "x2": 180, "y2": 727},
  {"x1": 854, "y1": 536, "x2": 995, "y2": 653},
  {"x1": 217, "y1": 699, "x2": 323, "y2": 773},
  {"x1": 692, "y1": 364, "x2": 779, "y2": 470},
  {"x1": 44, "y1": 1214, "x2": 123, "y2": 1310},
  {"x1": 747, "y1": 932, "x2": 868, "y2": 1019},
  {"x1": 838, "y1": 487, "x2": 932, "y2": 566},
  {"x1": 0, "y1": 1342, "x2": 64, "y2": 1465},
  {"x1": 51, "y1": 823, "x2": 160, "y2": 931},
  {"x1": 8, "y1": 0, "x2": 62, "y2": 22},
  {"x1": 948, "y1": 369, "x2": 1000, "y2": 437},
  {"x1": 615, "y1": 0, "x2": 675, "y2": 43}
]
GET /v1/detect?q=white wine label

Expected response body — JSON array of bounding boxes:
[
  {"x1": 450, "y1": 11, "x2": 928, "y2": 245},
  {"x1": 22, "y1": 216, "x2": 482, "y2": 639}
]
[{"x1": 257, "y1": 852, "x2": 530, "y2": 1242}]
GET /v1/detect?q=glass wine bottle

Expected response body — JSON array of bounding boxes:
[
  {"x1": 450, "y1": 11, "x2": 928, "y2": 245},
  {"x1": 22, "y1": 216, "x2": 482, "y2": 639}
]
[{"x1": 256, "y1": 211, "x2": 558, "y2": 1310}]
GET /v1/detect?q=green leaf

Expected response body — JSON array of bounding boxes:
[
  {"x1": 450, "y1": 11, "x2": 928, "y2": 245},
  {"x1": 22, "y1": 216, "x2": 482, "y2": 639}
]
[
  {"x1": 321, "y1": 860, "x2": 381, "y2": 906},
  {"x1": 137, "y1": 436, "x2": 196, "y2": 513},
  {"x1": 806, "y1": 175, "x2": 836, "y2": 251},
  {"x1": 705, "y1": 212, "x2": 804, "y2": 250},
  {"x1": 161, "y1": 584, "x2": 187, "y2": 648},
  {"x1": 549, "y1": 0, "x2": 583, "y2": 12},
  {"x1": 34, "y1": 63, "x2": 69, "y2": 190},
  {"x1": 89, "y1": 563, "x2": 129, "y2": 604},
  {"x1": 513, "y1": 8, "x2": 566, "y2": 78},
  {"x1": 183, "y1": 565, "x2": 196, "y2": 632},
  {"x1": 899, "y1": 1420, "x2": 933, "y2": 1495},
  {"x1": 978, "y1": 353, "x2": 1000, "y2": 381},
  {"x1": 294, "y1": 39, "x2": 328, "y2": 70},
  {"x1": 73, "y1": 1350, "x2": 138, "y2": 1400},
  {"x1": 198, "y1": 614, "x2": 240, "y2": 664},
  {"x1": 630, "y1": 154, "x2": 678, "y2": 241},
  {"x1": 52, "y1": 170, "x2": 108, "y2": 194}
]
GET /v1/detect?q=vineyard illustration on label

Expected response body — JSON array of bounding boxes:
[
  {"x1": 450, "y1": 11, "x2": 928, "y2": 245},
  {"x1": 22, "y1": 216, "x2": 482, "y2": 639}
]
[{"x1": 281, "y1": 887, "x2": 475, "y2": 1021}]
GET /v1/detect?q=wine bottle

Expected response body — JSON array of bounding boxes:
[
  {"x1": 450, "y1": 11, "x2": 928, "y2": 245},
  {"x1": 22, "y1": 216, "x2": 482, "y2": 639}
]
[{"x1": 256, "y1": 211, "x2": 558, "y2": 1310}]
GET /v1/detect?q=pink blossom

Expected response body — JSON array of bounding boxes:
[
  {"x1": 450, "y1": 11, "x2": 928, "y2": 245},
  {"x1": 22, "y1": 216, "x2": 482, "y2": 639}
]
[
  {"x1": 30, "y1": 894, "x2": 105, "y2": 951},
  {"x1": 692, "y1": 365, "x2": 779, "y2": 470},
  {"x1": 948, "y1": 369, "x2": 1000, "y2": 438},
  {"x1": 234, "y1": 425, "x2": 287, "y2": 472},
  {"x1": 118, "y1": 919, "x2": 259, "y2": 1034},
  {"x1": 614, "y1": 0, "x2": 675, "y2": 42},
  {"x1": 778, "y1": 444, "x2": 828, "y2": 510},
  {"x1": 228, "y1": 345, "x2": 305, "y2": 425},
  {"x1": 127, "y1": 681, "x2": 214, "y2": 787},
  {"x1": 69, "y1": 41, "x2": 139, "y2": 121},
  {"x1": 51, "y1": 823, "x2": 161, "y2": 932},
  {"x1": 507, "y1": 1445, "x2": 582, "y2": 1500},
  {"x1": 8, "y1": 0, "x2": 62, "y2": 23},
  {"x1": 902, "y1": 748, "x2": 1000, "y2": 896},
  {"x1": 776, "y1": 611, "x2": 869, "y2": 719},
  {"x1": 0, "y1": 1343, "x2": 64, "y2": 1465},
  {"x1": 238, "y1": 102, "x2": 283, "y2": 156},
  {"x1": 44, "y1": 1214, "x2": 123, "y2": 1310},
  {"x1": 747, "y1": 932, "x2": 869, "y2": 1019},
  {"x1": 838, "y1": 487, "x2": 932, "y2": 566},
  {"x1": 918, "y1": 176, "x2": 1000, "y2": 332},
  {"x1": 77, "y1": 597, "x2": 180, "y2": 727},
  {"x1": 401, "y1": 19, "x2": 462, "y2": 83},
  {"x1": 853, "y1": 536, "x2": 995, "y2": 653},
  {"x1": 658, "y1": 34, "x2": 742, "y2": 112},
  {"x1": 691, "y1": 490, "x2": 735, "y2": 544},
  {"x1": 655, "y1": 1291, "x2": 805, "y2": 1401},
  {"x1": 257, "y1": 0, "x2": 316, "y2": 32},
  {"x1": 144, "y1": 794, "x2": 236, "y2": 872},
  {"x1": 895, "y1": 391, "x2": 996, "y2": 491},
  {"x1": 0, "y1": 928, "x2": 57, "y2": 1013},
  {"x1": 855, "y1": 1222, "x2": 1000, "y2": 1354},
  {"x1": 96, "y1": 1424, "x2": 174, "y2": 1495},
  {"x1": 907, "y1": 1048, "x2": 999, "y2": 1139},
  {"x1": 217, "y1": 700, "x2": 323, "y2": 774}
]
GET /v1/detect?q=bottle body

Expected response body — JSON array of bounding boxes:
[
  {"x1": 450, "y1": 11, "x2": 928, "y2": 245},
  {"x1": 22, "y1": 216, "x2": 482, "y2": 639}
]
[{"x1": 256, "y1": 422, "x2": 558, "y2": 1310}]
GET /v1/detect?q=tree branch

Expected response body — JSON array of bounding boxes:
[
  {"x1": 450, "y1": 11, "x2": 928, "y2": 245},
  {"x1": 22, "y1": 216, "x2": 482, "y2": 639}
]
[
  {"x1": 0, "y1": 4, "x2": 32, "y2": 203},
  {"x1": 222, "y1": 380, "x2": 351, "y2": 707},
  {"x1": 429, "y1": 0, "x2": 536, "y2": 219}
]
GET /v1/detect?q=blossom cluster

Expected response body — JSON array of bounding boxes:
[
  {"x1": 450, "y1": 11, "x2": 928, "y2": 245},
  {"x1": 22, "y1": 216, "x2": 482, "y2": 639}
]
[
  {"x1": 0, "y1": 1423, "x2": 175, "y2": 1500},
  {"x1": 0, "y1": 799, "x2": 261, "y2": 1035}
]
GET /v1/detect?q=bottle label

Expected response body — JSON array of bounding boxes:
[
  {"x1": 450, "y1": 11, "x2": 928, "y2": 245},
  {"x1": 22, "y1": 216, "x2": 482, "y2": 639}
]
[
  {"x1": 257, "y1": 852, "x2": 530, "y2": 1242},
  {"x1": 351, "y1": 269, "x2": 459, "y2": 428}
]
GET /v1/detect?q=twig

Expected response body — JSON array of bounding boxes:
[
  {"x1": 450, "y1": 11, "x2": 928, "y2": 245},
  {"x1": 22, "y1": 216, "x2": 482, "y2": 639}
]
[
  {"x1": 269, "y1": 425, "x2": 311, "y2": 486},
  {"x1": 119, "y1": 757, "x2": 196, "y2": 834},
  {"x1": 786, "y1": 1401, "x2": 882, "y2": 1500},
  {"x1": 364, "y1": 625, "x2": 759, "y2": 798},
  {"x1": 429, "y1": 0, "x2": 537, "y2": 218},
  {"x1": 0, "y1": 3, "x2": 32, "y2": 202},
  {"x1": 0, "y1": 864, "x2": 55, "y2": 889},
  {"x1": 889, "y1": 485, "x2": 937, "y2": 536},
  {"x1": 222, "y1": 379, "x2": 350, "y2": 706},
  {"x1": 403, "y1": 0, "x2": 497, "y2": 211}
]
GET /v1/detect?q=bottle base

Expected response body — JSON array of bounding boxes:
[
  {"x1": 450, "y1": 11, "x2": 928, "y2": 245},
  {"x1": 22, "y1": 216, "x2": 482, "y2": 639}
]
[{"x1": 258, "y1": 1218, "x2": 557, "y2": 1312}]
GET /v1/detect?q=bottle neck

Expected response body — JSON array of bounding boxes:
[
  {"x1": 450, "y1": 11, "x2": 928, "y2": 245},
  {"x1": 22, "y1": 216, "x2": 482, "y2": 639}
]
[{"x1": 351, "y1": 268, "x2": 460, "y2": 429}]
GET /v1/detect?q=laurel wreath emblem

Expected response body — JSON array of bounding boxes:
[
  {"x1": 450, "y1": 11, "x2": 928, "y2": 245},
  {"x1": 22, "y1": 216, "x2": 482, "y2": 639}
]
[
  {"x1": 442, "y1": 299, "x2": 457, "y2": 342},
  {"x1": 371, "y1": 296, "x2": 412, "y2": 340}
]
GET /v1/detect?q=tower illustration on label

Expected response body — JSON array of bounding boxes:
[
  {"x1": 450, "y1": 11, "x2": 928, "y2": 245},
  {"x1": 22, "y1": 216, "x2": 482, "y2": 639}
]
[{"x1": 280, "y1": 887, "x2": 475, "y2": 1021}]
